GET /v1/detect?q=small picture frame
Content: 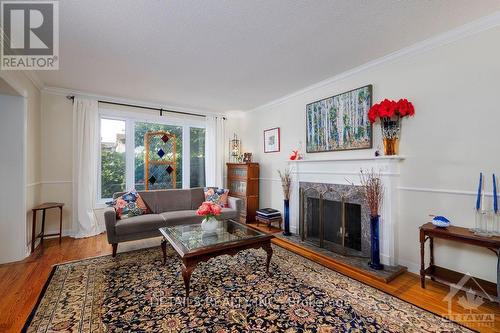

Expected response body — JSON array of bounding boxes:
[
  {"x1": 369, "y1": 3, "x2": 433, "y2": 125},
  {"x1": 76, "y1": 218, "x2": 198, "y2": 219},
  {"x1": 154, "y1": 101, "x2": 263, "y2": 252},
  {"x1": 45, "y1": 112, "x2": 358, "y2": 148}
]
[
  {"x1": 264, "y1": 127, "x2": 280, "y2": 153},
  {"x1": 243, "y1": 152, "x2": 252, "y2": 163}
]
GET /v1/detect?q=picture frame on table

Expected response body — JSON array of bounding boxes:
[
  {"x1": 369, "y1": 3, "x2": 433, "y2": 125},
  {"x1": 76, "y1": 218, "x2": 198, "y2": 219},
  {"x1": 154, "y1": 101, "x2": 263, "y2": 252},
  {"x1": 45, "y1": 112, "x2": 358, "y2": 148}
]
[{"x1": 264, "y1": 127, "x2": 280, "y2": 153}]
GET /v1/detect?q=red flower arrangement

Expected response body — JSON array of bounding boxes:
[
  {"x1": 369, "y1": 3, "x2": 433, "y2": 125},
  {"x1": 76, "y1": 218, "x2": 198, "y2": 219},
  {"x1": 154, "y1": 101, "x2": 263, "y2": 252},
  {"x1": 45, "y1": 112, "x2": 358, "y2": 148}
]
[
  {"x1": 196, "y1": 201, "x2": 222, "y2": 218},
  {"x1": 368, "y1": 98, "x2": 415, "y2": 123}
]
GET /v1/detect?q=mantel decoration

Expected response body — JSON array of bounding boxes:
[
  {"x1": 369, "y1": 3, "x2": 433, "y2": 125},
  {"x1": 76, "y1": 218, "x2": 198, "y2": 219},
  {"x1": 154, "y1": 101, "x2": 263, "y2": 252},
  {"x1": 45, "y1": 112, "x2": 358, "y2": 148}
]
[
  {"x1": 368, "y1": 98, "x2": 415, "y2": 155},
  {"x1": 278, "y1": 167, "x2": 292, "y2": 236},
  {"x1": 196, "y1": 201, "x2": 222, "y2": 232},
  {"x1": 359, "y1": 169, "x2": 384, "y2": 270}
]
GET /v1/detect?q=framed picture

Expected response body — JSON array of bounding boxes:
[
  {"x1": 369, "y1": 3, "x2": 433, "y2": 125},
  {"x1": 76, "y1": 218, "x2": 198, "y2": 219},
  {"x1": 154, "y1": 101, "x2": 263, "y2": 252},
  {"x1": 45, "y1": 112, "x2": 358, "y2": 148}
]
[
  {"x1": 306, "y1": 85, "x2": 372, "y2": 152},
  {"x1": 264, "y1": 127, "x2": 280, "y2": 153}
]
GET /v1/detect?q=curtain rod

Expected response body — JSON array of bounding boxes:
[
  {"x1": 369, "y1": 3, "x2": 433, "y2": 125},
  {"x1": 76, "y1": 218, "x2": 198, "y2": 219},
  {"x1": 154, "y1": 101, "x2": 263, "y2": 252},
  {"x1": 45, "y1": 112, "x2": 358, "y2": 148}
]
[{"x1": 66, "y1": 95, "x2": 226, "y2": 120}]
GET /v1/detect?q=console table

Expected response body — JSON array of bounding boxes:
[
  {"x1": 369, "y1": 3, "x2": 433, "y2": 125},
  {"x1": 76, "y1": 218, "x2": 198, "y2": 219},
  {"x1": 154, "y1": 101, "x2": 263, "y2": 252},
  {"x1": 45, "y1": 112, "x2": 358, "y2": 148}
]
[{"x1": 419, "y1": 222, "x2": 499, "y2": 302}]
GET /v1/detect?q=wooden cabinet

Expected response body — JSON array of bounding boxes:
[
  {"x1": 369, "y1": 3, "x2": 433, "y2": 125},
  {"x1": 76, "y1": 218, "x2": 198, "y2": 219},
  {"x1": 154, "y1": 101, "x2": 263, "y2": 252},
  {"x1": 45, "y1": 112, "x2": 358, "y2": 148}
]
[{"x1": 227, "y1": 163, "x2": 259, "y2": 223}]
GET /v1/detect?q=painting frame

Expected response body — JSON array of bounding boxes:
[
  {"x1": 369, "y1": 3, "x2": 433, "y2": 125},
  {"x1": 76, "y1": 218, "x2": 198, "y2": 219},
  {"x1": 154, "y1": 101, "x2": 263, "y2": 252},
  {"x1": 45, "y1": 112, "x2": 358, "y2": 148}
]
[
  {"x1": 264, "y1": 127, "x2": 280, "y2": 153},
  {"x1": 305, "y1": 85, "x2": 373, "y2": 153}
]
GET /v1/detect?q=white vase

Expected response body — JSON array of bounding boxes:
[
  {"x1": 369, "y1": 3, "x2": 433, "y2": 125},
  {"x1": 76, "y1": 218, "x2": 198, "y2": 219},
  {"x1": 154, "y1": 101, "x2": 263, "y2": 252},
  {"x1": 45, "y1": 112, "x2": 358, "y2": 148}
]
[{"x1": 201, "y1": 216, "x2": 218, "y2": 232}]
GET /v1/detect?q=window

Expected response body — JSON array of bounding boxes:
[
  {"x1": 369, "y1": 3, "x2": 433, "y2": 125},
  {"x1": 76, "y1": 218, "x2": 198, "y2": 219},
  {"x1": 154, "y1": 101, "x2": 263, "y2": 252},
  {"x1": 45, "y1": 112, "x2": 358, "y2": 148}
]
[
  {"x1": 98, "y1": 111, "x2": 205, "y2": 201},
  {"x1": 190, "y1": 127, "x2": 205, "y2": 187},
  {"x1": 100, "y1": 118, "x2": 126, "y2": 199}
]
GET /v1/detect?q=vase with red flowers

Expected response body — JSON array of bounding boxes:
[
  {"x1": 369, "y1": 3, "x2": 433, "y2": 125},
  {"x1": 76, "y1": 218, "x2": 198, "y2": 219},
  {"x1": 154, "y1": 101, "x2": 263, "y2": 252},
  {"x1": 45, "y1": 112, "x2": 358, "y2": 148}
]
[
  {"x1": 196, "y1": 201, "x2": 222, "y2": 232},
  {"x1": 368, "y1": 98, "x2": 415, "y2": 155}
]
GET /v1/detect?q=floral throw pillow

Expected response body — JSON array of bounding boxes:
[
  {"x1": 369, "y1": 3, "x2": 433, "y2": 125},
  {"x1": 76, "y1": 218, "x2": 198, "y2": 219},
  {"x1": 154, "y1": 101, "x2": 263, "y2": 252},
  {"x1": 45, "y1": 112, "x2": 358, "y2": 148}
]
[
  {"x1": 204, "y1": 187, "x2": 229, "y2": 208},
  {"x1": 112, "y1": 190, "x2": 148, "y2": 219}
]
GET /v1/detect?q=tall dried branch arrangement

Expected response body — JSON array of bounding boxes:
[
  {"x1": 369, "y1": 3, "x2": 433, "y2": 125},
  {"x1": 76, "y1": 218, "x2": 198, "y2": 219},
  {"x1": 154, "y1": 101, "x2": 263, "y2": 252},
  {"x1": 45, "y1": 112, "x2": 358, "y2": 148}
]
[
  {"x1": 278, "y1": 167, "x2": 292, "y2": 200},
  {"x1": 359, "y1": 169, "x2": 384, "y2": 217}
]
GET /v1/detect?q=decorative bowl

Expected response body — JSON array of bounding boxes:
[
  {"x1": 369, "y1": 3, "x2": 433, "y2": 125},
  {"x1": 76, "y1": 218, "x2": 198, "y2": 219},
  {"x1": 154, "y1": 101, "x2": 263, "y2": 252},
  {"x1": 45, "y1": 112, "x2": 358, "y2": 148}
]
[{"x1": 432, "y1": 216, "x2": 450, "y2": 228}]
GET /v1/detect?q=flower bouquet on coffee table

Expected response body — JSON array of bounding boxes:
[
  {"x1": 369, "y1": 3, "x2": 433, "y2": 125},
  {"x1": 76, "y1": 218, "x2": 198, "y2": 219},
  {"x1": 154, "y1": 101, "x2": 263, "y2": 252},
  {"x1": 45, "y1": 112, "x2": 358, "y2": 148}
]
[{"x1": 197, "y1": 201, "x2": 222, "y2": 232}]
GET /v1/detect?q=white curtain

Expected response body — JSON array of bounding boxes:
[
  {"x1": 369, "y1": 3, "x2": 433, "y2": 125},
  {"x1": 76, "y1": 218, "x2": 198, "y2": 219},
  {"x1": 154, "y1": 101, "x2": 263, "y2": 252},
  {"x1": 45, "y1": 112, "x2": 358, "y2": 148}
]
[
  {"x1": 72, "y1": 97, "x2": 104, "y2": 238},
  {"x1": 205, "y1": 115, "x2": 225, "y2": 188}
]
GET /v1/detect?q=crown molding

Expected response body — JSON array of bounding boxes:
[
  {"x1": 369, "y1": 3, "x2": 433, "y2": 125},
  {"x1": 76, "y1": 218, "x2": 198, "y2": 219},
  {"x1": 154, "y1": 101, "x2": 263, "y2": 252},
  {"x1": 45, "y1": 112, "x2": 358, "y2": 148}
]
[
  {"x1": 250, "y1": 10, "x2": 500, "y2": 113},
  {"x1": 42, "y1": 86, "x2": 223, "y2": 117},
  {"x1": 23, "y1": 72, "x2": 44, "y2": 90}
]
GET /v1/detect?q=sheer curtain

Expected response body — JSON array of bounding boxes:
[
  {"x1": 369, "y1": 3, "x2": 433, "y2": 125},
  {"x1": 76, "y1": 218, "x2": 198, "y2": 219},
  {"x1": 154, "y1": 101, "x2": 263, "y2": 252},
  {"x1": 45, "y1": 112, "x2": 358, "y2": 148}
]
[
  {"x1": 205, "y1": 115, "x2": 225, "y2": 188},
  {"x1": 72, "y1": 97, "x2": 104, "y2": 238}
]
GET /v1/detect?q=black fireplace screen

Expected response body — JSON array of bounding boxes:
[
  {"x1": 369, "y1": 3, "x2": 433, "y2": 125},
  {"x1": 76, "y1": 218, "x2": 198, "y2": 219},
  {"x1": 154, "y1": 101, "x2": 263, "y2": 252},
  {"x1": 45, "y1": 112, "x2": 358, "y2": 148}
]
[{"x1": 303, "y1": 197, "x2": 362, "y2": 254}]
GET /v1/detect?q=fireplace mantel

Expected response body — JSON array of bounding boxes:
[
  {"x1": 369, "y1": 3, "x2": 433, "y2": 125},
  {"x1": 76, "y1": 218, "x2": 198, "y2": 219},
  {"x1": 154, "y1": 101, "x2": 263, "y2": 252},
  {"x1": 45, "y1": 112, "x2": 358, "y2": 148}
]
[
  {"x1": 290, "y1": 155, "x2": 405, "y2": 163},
  {"x1": 288, "y1": 155, "x2": 404, "y2": 266}
]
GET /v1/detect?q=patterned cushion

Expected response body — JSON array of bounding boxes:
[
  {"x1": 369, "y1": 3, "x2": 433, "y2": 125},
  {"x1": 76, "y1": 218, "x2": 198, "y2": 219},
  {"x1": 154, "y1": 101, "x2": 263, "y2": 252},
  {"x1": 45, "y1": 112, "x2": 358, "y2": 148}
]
[
  {"x1": 204, "y1": 187, "x2": 229, "y2": 208},
  {"x1": 112, "y1": 190, "x2": 148, "y2": 219}
]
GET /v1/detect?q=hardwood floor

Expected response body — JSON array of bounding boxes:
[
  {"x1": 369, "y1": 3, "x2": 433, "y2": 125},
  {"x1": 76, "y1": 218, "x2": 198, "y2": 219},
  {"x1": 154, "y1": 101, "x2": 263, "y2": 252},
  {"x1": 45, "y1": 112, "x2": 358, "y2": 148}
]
[{"x1": 1, "y1": 231, "x2": 499, "y2": 332}]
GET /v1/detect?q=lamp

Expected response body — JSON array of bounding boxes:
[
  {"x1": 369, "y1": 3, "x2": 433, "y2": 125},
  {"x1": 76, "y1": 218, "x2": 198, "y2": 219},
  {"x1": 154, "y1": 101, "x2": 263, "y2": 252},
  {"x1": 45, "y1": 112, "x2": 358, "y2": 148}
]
[{"x1": 229, "y1": 133, "x2": 241, "y2": 162}]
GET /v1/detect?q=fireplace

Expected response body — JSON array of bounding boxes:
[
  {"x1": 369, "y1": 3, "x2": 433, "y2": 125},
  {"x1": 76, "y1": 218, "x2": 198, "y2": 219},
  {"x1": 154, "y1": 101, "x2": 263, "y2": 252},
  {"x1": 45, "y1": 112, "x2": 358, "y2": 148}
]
[{"x1": 299, "y1": 182, "x2": 370, "y2": 258}]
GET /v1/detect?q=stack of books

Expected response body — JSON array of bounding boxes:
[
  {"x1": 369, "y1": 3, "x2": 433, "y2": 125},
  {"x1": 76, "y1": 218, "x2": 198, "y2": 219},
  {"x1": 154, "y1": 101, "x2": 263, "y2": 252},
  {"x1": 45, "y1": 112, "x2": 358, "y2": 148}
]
[
  {"x1": 256, "y1": 208, "x2": 281, "y2": 219},
  {"x1": 256, "y1": 208, "x2": 282, "y2": 229}
]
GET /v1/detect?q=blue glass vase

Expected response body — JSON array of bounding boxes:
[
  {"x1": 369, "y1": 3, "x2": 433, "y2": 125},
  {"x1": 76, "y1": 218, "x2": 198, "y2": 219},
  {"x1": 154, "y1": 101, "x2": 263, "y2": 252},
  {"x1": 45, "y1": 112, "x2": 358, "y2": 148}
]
[
  {"x1": 368, "y1": 215, "x2": 384, "y2": 270},
  {"x1": 283, "y1": 199, "x2": 291, "y2": 236}
]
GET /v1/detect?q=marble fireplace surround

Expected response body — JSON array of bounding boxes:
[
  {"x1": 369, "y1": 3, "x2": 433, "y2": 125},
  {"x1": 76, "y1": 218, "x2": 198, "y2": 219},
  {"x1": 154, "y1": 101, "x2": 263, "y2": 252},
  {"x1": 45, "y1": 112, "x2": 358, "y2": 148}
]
[
  {"x1": 300, "y1": 181, "x2": 371, "y2": 258},
  {"x1": 289, "y1": 156, "x2": 404, "y2": 266}
]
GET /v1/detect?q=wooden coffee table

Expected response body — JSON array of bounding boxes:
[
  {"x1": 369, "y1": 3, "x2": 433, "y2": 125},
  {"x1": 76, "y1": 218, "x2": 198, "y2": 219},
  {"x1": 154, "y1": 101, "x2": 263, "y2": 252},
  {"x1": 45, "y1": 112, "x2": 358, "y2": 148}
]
[{"x1": 159, "y1": 219, "x2": 273, "y2": 298}]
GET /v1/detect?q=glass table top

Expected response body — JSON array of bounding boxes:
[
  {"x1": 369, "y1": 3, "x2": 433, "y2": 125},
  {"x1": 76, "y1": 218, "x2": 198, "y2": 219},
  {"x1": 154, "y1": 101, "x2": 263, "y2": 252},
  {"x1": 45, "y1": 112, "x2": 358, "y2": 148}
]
[{"x1": 159, "y1": 219, "x2": 267, "y2": 253}]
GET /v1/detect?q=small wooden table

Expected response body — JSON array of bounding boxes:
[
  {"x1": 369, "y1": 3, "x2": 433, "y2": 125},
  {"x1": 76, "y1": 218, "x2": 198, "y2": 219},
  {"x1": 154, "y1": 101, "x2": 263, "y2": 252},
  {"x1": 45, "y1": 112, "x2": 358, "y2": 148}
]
[
  {"x1": 31, "y1": 202, "x2": 64, "y2": 253},
  {"x1": 256, "y1": 215, "x2": 282, "y2": 230},
  {"x1": 159, "y1": 219, "x2": 273, "y2": 298},
  {"x1": 419, "y1": 222, "x2": 500, "y2": 302}
]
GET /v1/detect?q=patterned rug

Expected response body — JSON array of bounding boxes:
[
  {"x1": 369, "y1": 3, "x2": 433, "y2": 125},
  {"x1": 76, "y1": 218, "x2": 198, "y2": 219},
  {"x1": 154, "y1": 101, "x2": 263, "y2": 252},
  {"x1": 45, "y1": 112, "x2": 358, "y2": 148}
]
[{"x1": 23, "y1": 245, "x2": 473, "y2": 332}]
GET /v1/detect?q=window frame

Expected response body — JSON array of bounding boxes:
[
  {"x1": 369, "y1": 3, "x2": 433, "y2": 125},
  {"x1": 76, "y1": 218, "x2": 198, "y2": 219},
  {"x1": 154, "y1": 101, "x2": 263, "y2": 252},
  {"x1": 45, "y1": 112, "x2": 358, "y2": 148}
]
[{"x1": 97, "y1": 108, "x2": 206, "y2": 206}]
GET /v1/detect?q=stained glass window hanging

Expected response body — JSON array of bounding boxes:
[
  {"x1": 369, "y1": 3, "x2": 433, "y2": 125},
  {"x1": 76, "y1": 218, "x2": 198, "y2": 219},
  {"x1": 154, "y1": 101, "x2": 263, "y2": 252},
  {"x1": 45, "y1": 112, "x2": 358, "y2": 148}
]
[{"x1": 144, "y1": 130, "x2": 177, "y2": 190}]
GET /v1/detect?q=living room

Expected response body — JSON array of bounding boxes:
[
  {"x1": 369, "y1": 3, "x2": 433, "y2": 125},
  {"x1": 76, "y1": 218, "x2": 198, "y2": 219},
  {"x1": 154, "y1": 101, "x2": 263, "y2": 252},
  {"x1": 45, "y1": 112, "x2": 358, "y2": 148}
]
[{"x1": 1, "y1": 1, "x2": 500, "y2": 332}]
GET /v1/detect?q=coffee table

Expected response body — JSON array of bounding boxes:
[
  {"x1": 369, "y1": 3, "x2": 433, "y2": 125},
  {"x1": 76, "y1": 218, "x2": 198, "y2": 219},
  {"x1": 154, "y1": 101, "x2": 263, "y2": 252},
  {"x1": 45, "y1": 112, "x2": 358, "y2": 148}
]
[{"x1": 159, "y1": 219, "x2": 273, "y2": 297}]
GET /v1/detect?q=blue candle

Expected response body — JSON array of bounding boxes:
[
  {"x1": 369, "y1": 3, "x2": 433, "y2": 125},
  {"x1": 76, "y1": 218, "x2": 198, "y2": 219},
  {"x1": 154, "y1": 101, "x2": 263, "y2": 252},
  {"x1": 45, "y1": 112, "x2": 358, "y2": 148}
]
[
  {"x1": 476, "y1": 172, "x2": 483, "y2": 211},
  {"x1": 494, "y1": 174, "x2": 498, "y2": 213}
]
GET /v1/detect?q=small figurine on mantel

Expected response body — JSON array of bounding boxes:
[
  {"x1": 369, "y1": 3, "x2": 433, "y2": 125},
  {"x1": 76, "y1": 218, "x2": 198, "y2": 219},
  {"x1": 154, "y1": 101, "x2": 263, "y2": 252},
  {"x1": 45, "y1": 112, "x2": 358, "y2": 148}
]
[{"x1": 290, "y1": 141, "x2": 304, "y2": 160}]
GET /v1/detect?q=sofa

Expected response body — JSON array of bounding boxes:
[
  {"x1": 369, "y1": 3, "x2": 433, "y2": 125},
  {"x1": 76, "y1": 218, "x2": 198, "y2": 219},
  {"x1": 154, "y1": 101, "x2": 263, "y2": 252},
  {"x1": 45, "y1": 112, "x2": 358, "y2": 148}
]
[{"x1": 104, "y1": 187, "x2": 242, "y2": 256}]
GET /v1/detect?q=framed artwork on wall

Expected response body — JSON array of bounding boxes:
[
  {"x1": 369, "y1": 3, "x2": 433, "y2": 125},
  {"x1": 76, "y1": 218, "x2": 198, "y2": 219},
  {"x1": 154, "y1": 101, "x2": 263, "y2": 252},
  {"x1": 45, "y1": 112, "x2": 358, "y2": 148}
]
[
  {"x1": 264, "y1": 127, "x2": 280, "y2": 153},
  {"x1": 306, "y1": 85, "x2": 372, "y2": 153}
]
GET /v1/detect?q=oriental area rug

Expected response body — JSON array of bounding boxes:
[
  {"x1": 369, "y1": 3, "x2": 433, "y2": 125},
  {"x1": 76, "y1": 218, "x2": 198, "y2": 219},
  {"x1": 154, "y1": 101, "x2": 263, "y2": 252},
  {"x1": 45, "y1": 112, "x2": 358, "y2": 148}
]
[{"x1": 23, "y1": 245, "x2": 472, "y2": 332}]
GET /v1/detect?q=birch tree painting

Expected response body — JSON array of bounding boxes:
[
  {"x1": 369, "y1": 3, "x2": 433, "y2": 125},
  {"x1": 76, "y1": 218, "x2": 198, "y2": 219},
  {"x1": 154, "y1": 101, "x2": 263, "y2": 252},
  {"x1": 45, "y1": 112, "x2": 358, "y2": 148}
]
[{"x1": 306, "y1": 85, "x2": 372, "y2": 152}]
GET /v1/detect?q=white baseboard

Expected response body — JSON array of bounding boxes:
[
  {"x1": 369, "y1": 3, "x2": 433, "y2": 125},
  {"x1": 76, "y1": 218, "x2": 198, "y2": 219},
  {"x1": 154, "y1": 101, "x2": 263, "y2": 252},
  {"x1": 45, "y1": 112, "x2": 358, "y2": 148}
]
[
  {"x1": 24, "y1": 229, "x2": 73, "y2": 256},
  {"x1": 397, "y1": 258, "x2": 420, "y2": 275}
]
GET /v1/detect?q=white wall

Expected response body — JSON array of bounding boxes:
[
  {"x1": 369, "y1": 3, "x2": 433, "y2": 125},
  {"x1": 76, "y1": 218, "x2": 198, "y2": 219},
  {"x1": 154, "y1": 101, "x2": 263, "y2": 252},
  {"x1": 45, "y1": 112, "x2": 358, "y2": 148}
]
[
  {"x1": 236, "y1": 25, "x2": 500, "y2": 282},
  {"x1": 40, "y1": 92, "x2": 74, "y2": 235},
  {"x1": 0, "y1": 94, "x2": 26, "y2": 263},
  {"x1": 0, "y1": 72, "x2": 42, "y2": 260}
]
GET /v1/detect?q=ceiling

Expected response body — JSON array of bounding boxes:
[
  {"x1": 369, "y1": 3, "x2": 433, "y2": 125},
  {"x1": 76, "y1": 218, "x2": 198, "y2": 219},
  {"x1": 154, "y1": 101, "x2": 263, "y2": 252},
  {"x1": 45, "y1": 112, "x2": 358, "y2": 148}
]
[{"x1": 36, "y1": 0, "x2": 500, "y2": 111}]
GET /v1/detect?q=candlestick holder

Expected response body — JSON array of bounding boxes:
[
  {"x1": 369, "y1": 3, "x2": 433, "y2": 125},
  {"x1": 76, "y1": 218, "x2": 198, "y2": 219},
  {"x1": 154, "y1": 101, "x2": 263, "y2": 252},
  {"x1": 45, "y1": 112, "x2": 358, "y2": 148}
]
[
  {"x1": 491, "y1": 211, "x2": 500, "y2": 236},
  {"x1": 472, "y1": 209, "x2": 490, "y2": 237}
]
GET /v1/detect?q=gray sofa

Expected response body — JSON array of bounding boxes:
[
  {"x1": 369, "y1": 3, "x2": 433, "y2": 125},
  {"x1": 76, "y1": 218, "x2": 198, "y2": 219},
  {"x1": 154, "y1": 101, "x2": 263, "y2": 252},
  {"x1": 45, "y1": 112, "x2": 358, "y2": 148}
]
[{"x1": 104, "y1": 187, "x2": 242, "y2": 256}]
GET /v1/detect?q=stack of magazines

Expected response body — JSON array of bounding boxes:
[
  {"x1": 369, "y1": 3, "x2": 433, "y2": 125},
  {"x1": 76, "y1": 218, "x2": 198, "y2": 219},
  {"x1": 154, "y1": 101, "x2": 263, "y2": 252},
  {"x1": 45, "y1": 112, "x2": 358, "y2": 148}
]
[{"x1": 256, "y1": 208, "x2": 281, "y2": 220}]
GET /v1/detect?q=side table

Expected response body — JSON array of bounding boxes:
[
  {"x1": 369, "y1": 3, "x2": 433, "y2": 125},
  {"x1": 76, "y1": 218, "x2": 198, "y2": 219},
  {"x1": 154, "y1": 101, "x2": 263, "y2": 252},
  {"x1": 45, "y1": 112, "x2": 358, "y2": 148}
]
[
  {"x1": 419, "y1": 222, "x2": 499, "y2": 303},
  {"x1": 31, "y1": 202, "x2": 64, "y2": 253}
]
